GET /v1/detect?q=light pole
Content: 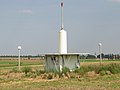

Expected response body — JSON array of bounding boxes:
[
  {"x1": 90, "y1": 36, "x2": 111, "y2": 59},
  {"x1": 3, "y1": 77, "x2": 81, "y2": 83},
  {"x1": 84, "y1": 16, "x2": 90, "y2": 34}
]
[
  {"x1": 99, "y1": 43, "x2": 102, "y2": 65},
  {"x1": 18, "y1": 46, "x2": 21, "y2": 70}
]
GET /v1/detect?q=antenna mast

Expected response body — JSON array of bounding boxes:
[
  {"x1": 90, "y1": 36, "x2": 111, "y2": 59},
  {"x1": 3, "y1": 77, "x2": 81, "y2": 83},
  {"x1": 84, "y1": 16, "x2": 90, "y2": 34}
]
[
  {"x1": 61, "y1": 2, "x2": 64, "y2": 30},
  {"x1": 59, "y1": 2, "x2": 67, "y2": 54}
]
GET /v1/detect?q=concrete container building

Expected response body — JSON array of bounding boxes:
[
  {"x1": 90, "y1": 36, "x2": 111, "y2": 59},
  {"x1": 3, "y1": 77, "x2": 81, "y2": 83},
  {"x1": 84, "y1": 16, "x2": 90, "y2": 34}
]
[{"x1": 45, "y1": 53, "x2": 80, "y2": 72}]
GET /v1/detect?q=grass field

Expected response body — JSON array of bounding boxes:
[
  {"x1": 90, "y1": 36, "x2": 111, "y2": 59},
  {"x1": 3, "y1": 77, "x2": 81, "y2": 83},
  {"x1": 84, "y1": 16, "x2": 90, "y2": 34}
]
[
  {"x1": 0, "y1": 74, "x2": 120, "y2": 90},
  {"x1": 0, "y1": 59, "x2": 44, "y2": 68},
  {"x1": 0, "y1": 59, "x2": 120, "y2": 90}
]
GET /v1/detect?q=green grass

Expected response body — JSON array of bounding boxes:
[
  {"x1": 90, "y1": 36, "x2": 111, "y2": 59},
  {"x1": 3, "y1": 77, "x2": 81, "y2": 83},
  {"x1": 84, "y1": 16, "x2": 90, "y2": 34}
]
[
  {"x1": 0, "y1": 74, "x2": 120, "y2": 90},
  {"x1": 80, "y1": 59, "x2": 120, "y2": 62},
  {"x1": 0, "y1": 60, "x2": 43, "y2": 69},
  {"x1": 0, "y1": 61, "x2": 41, "y2": 67},
  {"x1": 0, "y1": 61, "x2": 17, "y2": 67},
  {"x1": 0, "y1": 59, "x2": 120, "y2": 90},
  {"x1": 75, "y1": 63, "x2": 120, "y2": 76},
  {"x1": 0, "y1": 59, "x2": 119, "y2": 68}
]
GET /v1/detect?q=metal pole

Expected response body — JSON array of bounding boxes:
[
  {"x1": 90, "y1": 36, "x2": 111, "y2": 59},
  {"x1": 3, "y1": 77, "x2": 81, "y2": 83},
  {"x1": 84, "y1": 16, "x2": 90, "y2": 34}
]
[
  {"x1": 61, "y1": 2, "x2": 64, "y2": 30},
  {"x1": 18, "y1": 49, "x2": 20, "y2": 70},
  {"x1": 99, "y1": 43, "x2": 102, "y2": 65}
]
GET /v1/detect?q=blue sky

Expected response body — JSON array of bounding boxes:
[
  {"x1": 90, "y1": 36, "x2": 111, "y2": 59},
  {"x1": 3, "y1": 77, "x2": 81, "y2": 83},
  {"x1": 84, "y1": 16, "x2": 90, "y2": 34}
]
[{"x1": 0, "y1": 0, "x2": 120, "y2": 55}]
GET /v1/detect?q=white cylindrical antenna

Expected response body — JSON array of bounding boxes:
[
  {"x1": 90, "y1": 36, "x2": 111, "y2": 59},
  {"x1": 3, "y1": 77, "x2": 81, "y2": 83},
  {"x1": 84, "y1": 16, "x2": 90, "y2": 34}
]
[
  {"x1": 59, "y1": 2, "x2": 67, "y2": 54},
  {"x1": 59, "y1": 30, "x2": 67, "y2": 54},
  {"x1": 18, "y1": 46, "x2": 22, "y2": 70}
]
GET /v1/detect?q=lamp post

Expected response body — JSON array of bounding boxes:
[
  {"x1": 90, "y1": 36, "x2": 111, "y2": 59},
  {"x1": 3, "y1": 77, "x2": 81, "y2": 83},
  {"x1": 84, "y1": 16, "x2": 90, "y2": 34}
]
[
  {"x1": 99, "y1": 43, "x2": 102, "y2": 65},
  {"x1": 18, "y1": 46, "x2": 21, "y2": 70}
]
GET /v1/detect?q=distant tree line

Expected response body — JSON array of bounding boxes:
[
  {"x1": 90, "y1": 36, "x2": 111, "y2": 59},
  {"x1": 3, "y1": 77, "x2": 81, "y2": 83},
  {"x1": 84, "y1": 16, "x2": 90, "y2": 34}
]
[
  {"x1": 80, "y1": 54, "x2": 120, "y2": 60},
  {"x1": 80, "y1": 54, "x2": 96, "y2": 59},
  {"x1": 97, "y1": 54, "x2": 120, "y2": 60},
  {"x1": 0, "y1": 55, "x2": 45, "y2": 60}
]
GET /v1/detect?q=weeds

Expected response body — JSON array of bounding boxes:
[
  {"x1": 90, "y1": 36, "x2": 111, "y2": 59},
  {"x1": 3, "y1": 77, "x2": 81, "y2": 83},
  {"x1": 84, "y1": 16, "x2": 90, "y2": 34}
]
[
  {"x1": 74, "y1": 67, "x2": 87, "y2": 76},
  {"x1": 3, "y1": 63, "x2": 120, "y2": 79},
  {"x1": 11, "y1": 67, "x2": 21, "y2": 73},
  {"x1": 99, "y1": 70, "x2": 106, "y2": 76},
  {"x1": 74, "y1": 63, "x2": 120, "y2": 76},
  {"x1": 35, "y1": 69, "x2": 45, "y2": 75},
  {"x1": 108, "y1": 63, "x2": 120, "y2": 74},
  {"x1": 62, "y1": 67, "x2": 70, "y2": 74},
  {"x1": 22, "y1": 67, "x2": 32, "y2": 74}
]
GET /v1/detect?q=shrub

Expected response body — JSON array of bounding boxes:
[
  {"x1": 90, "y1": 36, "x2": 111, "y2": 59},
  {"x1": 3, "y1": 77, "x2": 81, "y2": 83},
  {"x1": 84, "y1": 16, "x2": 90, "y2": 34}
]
[
  {"x1": 93, "y1": 63, "x2": 120, "y2": 75},
  {"x1": 11, "y1": 67, "x2": 20, "y2": 73},
  {"x1": 95, "y1": 65, "x2": 108, "y2": 74},
  {"x1": 74, "y1": 66, "x2": 87, "y2": 76},
  {"x1": 108, "y1": 63, "x2": 120, "y2": 74},
  {"x1": 73, "y1": 63, "x2": 120, "y2": 76},
  {"x1": 62, "y1": 67, "x2": 70, "y2": 74},
  {"x1": 22, "y1": 67, "x2": 32, "y2": 74},
  {"x1": 30, "y1": 73, "x2": 37, "y2": 78},
  {"x1": 35, "y1": 69, "x2": 45, "y2": 76},
  {"x1": 99, "y1": 70, "x2": 106, "y2": 76},
  {"x1": 86, "y1": 65, "x2": 97, "y2": 72}
]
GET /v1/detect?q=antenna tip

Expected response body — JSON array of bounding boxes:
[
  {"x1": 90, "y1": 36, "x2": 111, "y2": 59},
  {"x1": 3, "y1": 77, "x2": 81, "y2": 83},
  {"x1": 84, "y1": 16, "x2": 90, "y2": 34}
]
[{"x1": 61, "y1": 2, "x2": 64, "y2": 7}]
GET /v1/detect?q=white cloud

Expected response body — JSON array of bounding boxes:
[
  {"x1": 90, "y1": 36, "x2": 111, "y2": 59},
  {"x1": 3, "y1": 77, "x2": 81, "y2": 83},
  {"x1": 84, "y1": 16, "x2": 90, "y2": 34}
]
[{"x1": 19, "y1": 9, "x2": 33, "y2": 14}]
